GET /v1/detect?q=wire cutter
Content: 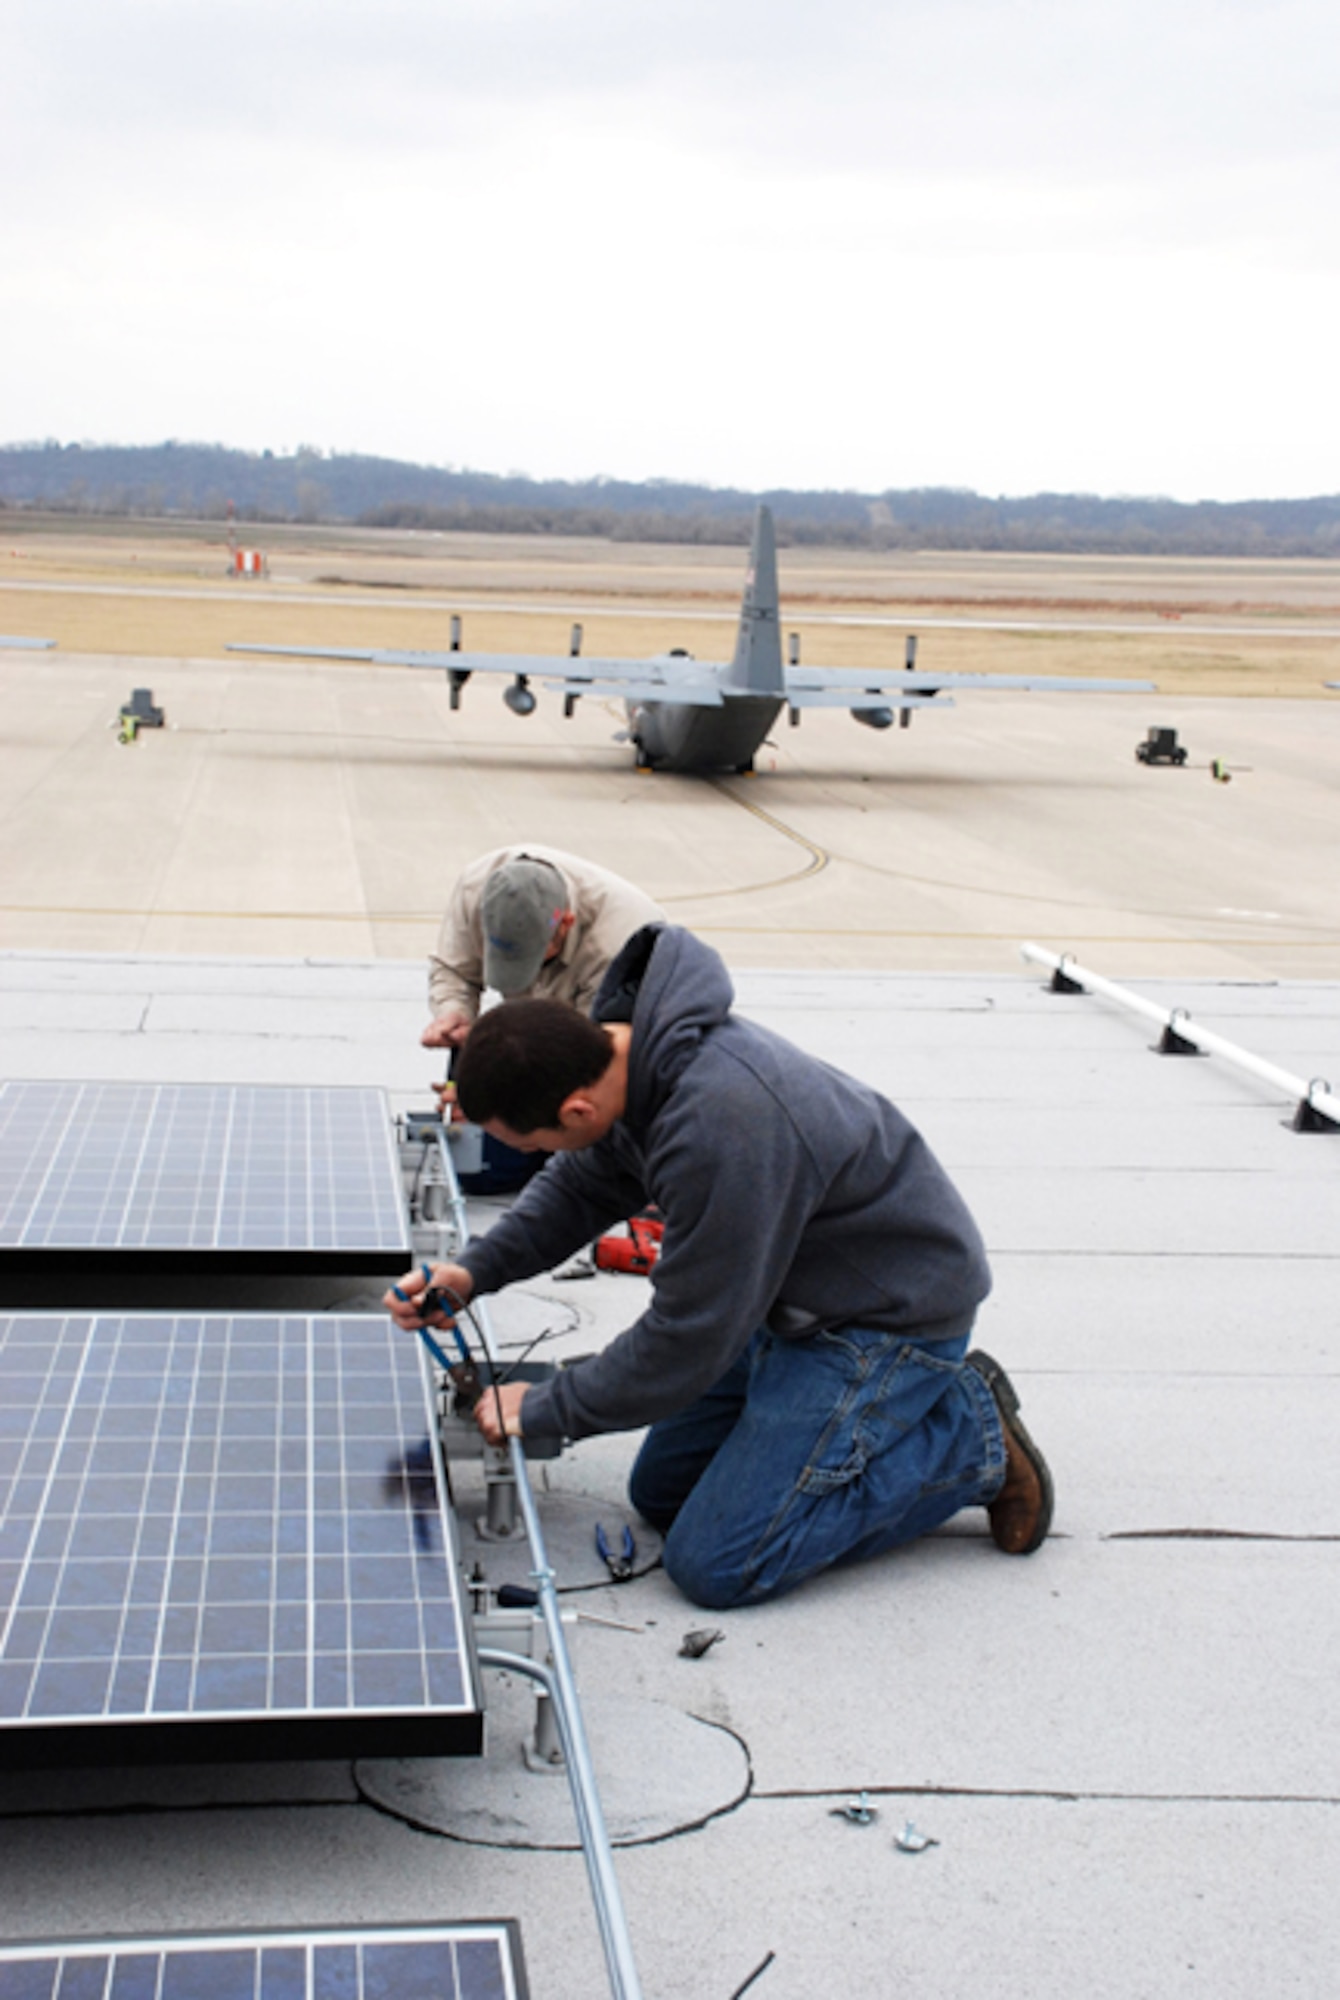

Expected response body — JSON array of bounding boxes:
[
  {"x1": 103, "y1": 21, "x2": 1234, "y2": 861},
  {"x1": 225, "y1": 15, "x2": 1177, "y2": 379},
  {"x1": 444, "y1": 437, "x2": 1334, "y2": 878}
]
[
  {"x1": 392, "y1": 1260, "x2": 452, "y2": 1323},
  {"x1": 595, "y1": 1522, "x2": 636, "y2": 1582},
  {"x1": 392, "y1": 1263, "x2": 472, "y2": 1374}
]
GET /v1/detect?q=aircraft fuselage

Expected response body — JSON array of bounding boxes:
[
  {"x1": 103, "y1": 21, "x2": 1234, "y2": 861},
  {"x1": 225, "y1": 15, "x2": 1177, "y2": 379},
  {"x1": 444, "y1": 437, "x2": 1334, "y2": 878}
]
[{"x1": 627, "y1": 693, "x2": 783, "y2": 773}]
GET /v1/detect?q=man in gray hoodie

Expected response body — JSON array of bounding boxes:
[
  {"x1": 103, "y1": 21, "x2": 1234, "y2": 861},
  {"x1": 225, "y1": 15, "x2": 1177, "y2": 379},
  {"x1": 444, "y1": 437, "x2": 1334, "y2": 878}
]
[{"x1": 385, "y1": 924, "x2": 1053, "y2": 1608}]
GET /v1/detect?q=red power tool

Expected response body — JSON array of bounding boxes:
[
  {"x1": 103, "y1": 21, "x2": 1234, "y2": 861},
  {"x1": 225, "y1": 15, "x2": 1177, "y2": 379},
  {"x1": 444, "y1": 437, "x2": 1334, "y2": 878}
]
[{"x1": 595, "y1": 1213, "x2": 664, "y2": 1275}]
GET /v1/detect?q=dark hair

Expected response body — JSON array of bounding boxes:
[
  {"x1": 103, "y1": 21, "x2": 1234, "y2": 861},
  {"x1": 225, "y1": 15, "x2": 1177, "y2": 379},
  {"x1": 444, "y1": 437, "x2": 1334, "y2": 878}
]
[{"x1": 455, "y1": 999, "x2": 615, "y2": 1132}]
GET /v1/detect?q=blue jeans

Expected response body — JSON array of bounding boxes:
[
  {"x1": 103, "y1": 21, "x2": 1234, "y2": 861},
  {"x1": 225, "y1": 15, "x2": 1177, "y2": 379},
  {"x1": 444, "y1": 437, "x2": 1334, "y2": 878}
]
[{"x1": 628, "y1": 1321, "x2": 1005, "y2": 1609}]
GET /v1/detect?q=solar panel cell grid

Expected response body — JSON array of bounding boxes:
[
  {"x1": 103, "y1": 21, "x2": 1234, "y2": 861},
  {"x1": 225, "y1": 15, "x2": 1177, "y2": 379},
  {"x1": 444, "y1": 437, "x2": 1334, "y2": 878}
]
[
  {"x1": 0, "y1": 1926, "x2": 527, "y2": 2000},
  {"x1": 0, "y1": 1083, "x2": 408, "y2": 1262},
  {"x1": 0, "y1": 1315, "x2": 480, "y2": 1762}
]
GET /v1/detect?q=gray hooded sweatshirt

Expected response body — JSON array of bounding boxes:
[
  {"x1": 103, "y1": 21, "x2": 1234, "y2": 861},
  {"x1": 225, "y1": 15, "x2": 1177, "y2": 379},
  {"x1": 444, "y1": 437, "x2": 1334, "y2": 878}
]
[{"x1": 458, "y1": 925, "x2": 991, "y2": 1441}]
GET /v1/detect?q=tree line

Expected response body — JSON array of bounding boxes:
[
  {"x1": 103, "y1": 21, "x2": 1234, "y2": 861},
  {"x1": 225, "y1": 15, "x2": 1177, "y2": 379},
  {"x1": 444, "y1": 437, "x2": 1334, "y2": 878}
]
[{"x1": 3, "y1": 440, "x2": 1340, "y2": 558}]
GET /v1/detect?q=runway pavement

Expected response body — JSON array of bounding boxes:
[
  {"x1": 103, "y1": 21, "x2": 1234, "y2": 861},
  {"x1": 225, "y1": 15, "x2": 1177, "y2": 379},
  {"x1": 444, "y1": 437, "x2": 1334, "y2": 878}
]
[{"x1": 1, "y1": 645, "x2": 1338, "y2": 982}]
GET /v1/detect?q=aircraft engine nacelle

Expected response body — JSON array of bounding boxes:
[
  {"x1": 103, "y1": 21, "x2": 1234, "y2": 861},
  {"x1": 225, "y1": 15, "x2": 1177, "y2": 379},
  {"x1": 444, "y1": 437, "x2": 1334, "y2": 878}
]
[
  {"x1": 851, "y1": 705, "x2": 895, "y2": 730},
  {"x1": 503, "y1": 676, "x2": 536, "y2": 717}
]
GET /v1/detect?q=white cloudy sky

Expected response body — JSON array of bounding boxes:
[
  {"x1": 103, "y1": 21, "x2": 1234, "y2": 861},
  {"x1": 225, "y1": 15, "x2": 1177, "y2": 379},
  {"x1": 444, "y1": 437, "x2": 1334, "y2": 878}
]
[{"x1": 4, "y1": 0, "x2": 1338, "y2": 500}]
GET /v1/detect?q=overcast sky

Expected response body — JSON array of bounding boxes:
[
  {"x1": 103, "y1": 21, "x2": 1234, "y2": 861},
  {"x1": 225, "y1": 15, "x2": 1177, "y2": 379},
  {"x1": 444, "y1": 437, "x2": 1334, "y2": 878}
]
[{"x1": 4, "y1": 0, "x2": 1338, "y2": 502}]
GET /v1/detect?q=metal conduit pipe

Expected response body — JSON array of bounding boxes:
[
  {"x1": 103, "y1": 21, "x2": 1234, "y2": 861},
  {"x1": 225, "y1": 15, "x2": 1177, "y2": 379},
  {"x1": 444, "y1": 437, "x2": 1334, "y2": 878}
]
[
  {"x1": 1020, "y1": 943, "x2": 1340, "y2": 1130},
  {"x1": 434, "y1": 1131, "x2": 644, "y2": 2000},
  {"x1": 476, "y1": 1649, "x2": 640, "y2": 1998}
]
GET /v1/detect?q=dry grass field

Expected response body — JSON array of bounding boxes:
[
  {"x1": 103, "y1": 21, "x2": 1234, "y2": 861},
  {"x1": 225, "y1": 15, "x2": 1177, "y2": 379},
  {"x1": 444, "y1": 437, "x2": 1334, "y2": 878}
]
[{"x1": 3, "y1": 514, "x2": 1339, "y2": 698}]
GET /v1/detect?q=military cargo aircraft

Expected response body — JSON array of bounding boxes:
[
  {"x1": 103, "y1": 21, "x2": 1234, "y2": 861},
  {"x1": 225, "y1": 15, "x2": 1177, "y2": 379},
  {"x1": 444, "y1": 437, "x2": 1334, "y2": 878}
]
[{"x1": 229, "y1": 506, "x2": 1152, "y2": 773}]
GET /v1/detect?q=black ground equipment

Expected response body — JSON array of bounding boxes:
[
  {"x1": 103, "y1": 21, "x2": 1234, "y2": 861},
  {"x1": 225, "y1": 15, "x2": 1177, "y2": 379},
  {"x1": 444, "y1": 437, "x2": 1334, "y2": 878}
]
[{"x1": 1135, "y1": 725, "x2": 1187, "y2": 766}]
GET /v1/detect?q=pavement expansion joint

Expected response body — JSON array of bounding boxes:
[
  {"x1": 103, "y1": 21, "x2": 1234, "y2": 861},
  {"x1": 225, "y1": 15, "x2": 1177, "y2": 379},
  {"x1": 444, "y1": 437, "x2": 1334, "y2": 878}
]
[{"x1": 1104, "y1": 1527, "x2": 1340, "y2": 1541}]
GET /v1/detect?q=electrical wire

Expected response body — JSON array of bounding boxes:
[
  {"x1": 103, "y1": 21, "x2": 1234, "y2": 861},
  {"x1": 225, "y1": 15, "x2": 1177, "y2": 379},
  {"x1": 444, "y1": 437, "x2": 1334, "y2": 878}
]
[
  {"x1": 495, "y1": 1317, "x2": 578, "y2": 1383},
  {"x1": 426, "y1": 1279, "x2": 510, "y2": 1453},
  {"x1": 404, "y1": 1276, "x2": 665, "y2": 1594},
  {"x1": 408, "y1": 1139, "x2": 432, "y2": 1214}
]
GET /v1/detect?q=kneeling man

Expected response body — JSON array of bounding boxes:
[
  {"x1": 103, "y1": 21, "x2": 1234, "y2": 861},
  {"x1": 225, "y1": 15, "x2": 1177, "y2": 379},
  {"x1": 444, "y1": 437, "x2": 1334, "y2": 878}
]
[{"x1": 385, "y1": 924, "x2": 1052, "y2": 1608}]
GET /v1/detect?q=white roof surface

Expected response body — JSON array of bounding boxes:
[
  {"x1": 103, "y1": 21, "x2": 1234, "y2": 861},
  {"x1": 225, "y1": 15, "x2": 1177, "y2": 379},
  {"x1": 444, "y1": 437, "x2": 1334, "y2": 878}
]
[{"x1": 1, "y1": 947, "x2": 1335, "y2": 2000}]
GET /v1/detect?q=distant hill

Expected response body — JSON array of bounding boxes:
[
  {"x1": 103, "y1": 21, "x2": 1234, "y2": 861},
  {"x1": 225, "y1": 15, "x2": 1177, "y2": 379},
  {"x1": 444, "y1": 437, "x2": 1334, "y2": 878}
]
[{"x1": 3, "y1": 440, "x2": 1340, "y2": 557}]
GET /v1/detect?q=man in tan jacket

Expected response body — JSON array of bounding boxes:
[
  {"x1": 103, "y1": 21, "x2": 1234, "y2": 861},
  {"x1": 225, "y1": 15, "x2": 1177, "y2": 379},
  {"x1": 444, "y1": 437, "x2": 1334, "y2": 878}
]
[{"x1": 422, "y1": 844, "x2": 665, "y2": 1051}]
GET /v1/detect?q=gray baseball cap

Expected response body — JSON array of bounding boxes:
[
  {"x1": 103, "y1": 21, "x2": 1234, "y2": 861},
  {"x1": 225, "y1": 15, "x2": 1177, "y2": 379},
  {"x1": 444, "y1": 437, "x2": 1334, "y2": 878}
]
[{"x1": 481, "y1": 858, "x2": 568, "y2": 994}]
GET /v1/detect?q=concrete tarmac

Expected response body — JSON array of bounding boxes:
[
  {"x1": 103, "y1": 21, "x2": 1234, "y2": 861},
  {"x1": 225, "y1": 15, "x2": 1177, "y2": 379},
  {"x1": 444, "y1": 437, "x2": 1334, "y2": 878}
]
[{"x1": 1, "y1": 645, "x2": 1337, "y2": 981}]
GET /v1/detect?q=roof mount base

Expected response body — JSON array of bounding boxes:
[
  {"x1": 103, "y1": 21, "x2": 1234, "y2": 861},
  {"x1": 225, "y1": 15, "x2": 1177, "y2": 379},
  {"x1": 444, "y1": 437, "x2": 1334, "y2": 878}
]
[
  {"x1": 1291, "y1": 1096, "x2": 1339, "y2": 1134},
  {"x1": 1156, "y1": 1020, "x2": 1207, "y2": 1056}
]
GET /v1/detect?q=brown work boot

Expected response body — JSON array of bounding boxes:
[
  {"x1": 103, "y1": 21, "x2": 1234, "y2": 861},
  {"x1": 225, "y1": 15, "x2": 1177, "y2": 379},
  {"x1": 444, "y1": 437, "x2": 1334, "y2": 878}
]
[{"x1": 965, "y1": 1351, "x2": 1054, "y2": 1554}]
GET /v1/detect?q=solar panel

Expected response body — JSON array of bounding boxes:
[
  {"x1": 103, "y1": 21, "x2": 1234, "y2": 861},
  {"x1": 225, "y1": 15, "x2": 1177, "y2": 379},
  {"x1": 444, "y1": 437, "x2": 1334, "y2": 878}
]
[
  {"x1": 0, "y1": 1083, "x2": 410, "y2": 1274},
  {"x1": 0, "y1": 1314, "x2": 482, "y2": 1767},
  {"x1": 0, "y1": 1923, "x2": 529, "y2": 1999}
]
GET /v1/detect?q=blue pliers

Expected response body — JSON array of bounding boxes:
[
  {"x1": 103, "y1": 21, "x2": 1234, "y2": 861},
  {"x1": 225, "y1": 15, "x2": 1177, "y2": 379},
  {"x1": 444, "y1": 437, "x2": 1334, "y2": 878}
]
[
  {"x1": 595, "y1": 1522, "x2": 636, "y2": 1583},
  {"x1": 392, "y1": 1263, "x2": 471, "y2": 1372}
]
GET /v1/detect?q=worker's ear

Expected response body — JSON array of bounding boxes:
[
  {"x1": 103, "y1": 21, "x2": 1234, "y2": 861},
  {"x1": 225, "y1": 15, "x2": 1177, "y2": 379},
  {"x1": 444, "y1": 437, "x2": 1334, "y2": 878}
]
[
  {"x1": 554, "y1": 1026, "x2": 626, "y2": 1142},
  {"x1": 555, "y1": 1088, "x2": 602, "y2": 1135}
]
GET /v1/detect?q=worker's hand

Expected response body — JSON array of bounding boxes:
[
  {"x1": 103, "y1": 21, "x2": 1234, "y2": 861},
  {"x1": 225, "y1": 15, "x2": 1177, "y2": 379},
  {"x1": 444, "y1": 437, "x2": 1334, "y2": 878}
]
[
  {"x1": 432, "y1": 1078, "x2": 469, "y2": 1124},
  {"x1": 421, "y1": 1012, "x2": 472, "y2": 1051},
  {"x1": 475, "y1": 1380, "x2": 528, "y2": 1445},
  {"x1": 383, "y1": 1261, "x2": 473, "y2": 1332}
]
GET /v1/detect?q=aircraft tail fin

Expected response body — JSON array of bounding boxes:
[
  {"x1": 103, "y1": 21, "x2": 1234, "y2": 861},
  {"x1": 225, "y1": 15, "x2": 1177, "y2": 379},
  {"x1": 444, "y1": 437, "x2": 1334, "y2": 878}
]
[{"x1": 722, "y1": 505, "x2": 784, "y2": 695}]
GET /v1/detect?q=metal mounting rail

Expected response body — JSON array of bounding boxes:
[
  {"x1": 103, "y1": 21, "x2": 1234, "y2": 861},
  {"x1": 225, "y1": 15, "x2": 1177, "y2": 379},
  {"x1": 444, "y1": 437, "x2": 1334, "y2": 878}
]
[
  {"x1": 434, "y1": 1129, "x2": 644, "y2": 2000},
  {"x1": 1021, "y1": 944, "x2": 1340, "y2": 1132}
]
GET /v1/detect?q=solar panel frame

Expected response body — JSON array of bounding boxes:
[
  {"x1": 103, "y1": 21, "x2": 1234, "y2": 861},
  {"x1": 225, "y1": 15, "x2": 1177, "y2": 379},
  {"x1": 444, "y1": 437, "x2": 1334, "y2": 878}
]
[
  {"x1": 0, "y1": 1313, "x2": 483, "y2": 1768},
  {"x1": 0, "y1": 1923, "x2": 531, "y2": 2000},
  {"x1": 0, "y1": 1083, "x2": 411, "y2": 1275}
]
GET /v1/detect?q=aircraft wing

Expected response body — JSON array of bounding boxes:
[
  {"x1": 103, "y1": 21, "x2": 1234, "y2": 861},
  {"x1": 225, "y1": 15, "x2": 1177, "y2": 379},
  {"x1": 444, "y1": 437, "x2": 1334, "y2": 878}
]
[
  {"x1": 227, "y1": 640, "x2": 726, "y2": 698},
  {"x1": 228, "y1": 642, "x2": 566, "y2": 672},
  {"x1": 785, "y1": 686, "x2": 954, "y2": 711},
  {"x1": 544, "y1": 675, "x2": 723, "y2": 706},
  {"x1": 545, "y1": 649, "x2": 727, "y2": 706},
  {"x1": 785, "y1": 667, "x2": 1154, "y2": 702},
  {"x1": 227, "y1": 640, "x2": 729, "y2": 706}
]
